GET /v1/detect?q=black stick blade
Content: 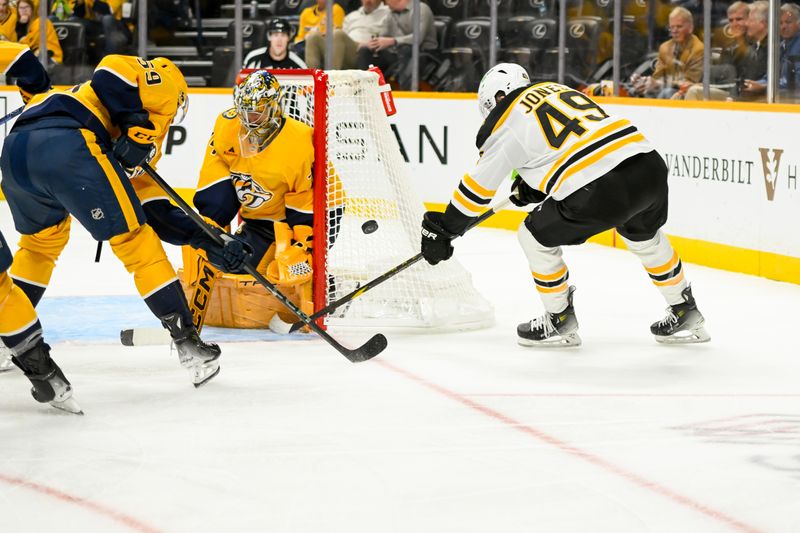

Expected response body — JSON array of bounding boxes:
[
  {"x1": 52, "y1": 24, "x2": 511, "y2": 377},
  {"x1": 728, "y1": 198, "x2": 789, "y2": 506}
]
[{"x1": 345, "y1": 333, "x2": 388, "y2": 363}]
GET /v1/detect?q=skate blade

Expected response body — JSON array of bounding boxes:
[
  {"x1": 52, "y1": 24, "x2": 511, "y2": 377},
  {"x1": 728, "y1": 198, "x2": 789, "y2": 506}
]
[
  {"x1": 654, "y1": 326, "x2": 711, "y2": 344},
  {"x1": 193, "y1": 364, "x2": 220, "y2": 388},
  {"x1": 50, "y1": 397, "x2": 84, "y2": 415},
  {"x1": 268, "y1": 313, "x2": 293, "y2": 335},
  {"x1": 518, "y1": 331, "x2": 582, "y2": 348}
]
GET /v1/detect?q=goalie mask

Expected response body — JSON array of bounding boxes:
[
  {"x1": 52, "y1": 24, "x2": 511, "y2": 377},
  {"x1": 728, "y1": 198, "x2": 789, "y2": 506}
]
[
  {"x1": 477, "y1": 63, "x2": 530, "y2": 119},
  {"x1": 234, "y1": 70, "x2": 284, "y2": 157}
]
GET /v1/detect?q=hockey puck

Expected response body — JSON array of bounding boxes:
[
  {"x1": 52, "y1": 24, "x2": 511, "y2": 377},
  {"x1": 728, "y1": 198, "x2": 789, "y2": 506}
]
[
  {"x1": 361, "y1": 220, "x2": 378, "y2": 234},
  {"x1": 120, "y1": 329, "x2": 134, "y2": 346}
]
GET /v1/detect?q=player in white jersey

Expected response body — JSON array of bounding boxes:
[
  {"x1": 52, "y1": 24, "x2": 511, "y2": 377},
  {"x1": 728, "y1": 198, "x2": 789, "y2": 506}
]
[{"x1": 420, "y1": 63, "x2": 709, "y2": 347}]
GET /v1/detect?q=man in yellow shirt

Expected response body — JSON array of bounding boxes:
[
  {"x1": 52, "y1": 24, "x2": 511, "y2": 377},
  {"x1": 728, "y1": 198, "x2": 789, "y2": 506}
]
[{"x1": 296, "y1": 0, "x2": 345, "y2": 42}]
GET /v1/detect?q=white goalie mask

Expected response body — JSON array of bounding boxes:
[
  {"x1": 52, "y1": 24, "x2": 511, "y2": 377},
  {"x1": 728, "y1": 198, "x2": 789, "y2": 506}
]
[{"x1": 477, "y1": 63, "x2": 531, "y2": 119}]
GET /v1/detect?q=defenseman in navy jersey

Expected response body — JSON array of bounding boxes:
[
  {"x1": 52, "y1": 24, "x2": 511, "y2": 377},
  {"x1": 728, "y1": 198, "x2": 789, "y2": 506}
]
[
  {"x1": 0, "y1": 42, "x2": 81, "y2": 414},
  {"x1": 420, "y1": 63, "x2": 709, "y2": 347},
  {"x1": 0, "y1": 55, "x2": 236, "y2": 387}
]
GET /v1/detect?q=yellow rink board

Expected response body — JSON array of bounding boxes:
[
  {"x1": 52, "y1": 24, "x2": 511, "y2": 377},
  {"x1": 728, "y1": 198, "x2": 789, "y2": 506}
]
[{"x1": 423, "y1": 202, "x2": 800, "y2": 286}]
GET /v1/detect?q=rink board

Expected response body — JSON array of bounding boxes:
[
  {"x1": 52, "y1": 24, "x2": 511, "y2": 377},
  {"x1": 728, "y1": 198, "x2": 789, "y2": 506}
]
[{"x1": 1, "y1": 87, "x2": 798, "y2": 283}]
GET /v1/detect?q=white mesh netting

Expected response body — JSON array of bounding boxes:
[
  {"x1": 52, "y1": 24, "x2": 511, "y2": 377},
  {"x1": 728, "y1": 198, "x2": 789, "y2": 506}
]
[{"x1": 277, "y1": 70, "x2": 494, "y2": 331}]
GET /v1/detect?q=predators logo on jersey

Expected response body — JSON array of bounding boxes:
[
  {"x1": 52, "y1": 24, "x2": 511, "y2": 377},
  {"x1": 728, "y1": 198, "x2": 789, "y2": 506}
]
[{"x1": 231, "y1": 172, "x2": 274, "y2": 208}]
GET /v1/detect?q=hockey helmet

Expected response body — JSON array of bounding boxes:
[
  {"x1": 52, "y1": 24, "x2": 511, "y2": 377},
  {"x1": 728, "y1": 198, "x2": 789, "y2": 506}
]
[
  {"x1": 152, "y1": 57, "x2": 189, "y2": 125},
  {"x1": 234, "y1": 70, "x2": 284, "y2": 156},
  {"x1": 267, "y1": 18, "x2": 292, "y2": 37},
  {"x1": 477, "y1": 63, "x2": 530, "y2": 119}
]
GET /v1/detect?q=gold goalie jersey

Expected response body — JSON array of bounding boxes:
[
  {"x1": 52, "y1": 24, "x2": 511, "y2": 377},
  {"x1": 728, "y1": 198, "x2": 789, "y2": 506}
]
[
  {"x1": 450, "y1": 82, "x2": 653, "y2": 218},
  {"x1": 193, "y1": 109, "x2": 314, "y2": 227}
]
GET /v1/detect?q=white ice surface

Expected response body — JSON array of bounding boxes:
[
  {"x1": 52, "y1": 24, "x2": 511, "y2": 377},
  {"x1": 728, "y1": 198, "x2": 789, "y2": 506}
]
[{"x1": 1, "y1": 206, "x2": 799, "y2": 533}]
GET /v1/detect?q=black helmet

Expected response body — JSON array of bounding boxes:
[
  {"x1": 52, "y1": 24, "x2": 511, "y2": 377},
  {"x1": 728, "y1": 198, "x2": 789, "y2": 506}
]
[{"x1": 267, "y1": 18, "x2": 291, "y2": 36}]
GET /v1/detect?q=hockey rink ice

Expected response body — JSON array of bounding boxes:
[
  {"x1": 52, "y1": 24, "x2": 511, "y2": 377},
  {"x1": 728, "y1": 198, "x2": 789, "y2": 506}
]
[{"x1": 1, "y1": 208, "x2": 799, "y2": 533}]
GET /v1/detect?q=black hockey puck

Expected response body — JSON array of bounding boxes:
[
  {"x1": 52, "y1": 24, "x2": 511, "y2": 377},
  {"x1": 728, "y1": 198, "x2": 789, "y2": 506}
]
[
  {"x1": 120, "y1": 329, "x2": 134, "y2": 346},
  {"x1": 361, "y1": 220, "x2": 378, "y2": 234}
]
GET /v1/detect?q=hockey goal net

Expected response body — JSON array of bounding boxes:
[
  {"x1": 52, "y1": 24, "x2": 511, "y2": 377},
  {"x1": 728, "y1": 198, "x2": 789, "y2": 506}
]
[{"x1": 249, "y1": 69, "x2": 493, "y2": 331}]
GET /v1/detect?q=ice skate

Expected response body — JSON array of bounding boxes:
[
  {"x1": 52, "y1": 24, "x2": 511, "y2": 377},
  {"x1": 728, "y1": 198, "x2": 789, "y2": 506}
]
[
  {"x1": 650, "y1": 285, "x2": 710, "y2": 344},
  {"x1": 13, "y1": 340, "x2": 83, "y2": 415},
  {"x1": 517, "y1": 286, "x2": 581, "y2": 347},
  {"x1": 160, "y1": 313, "x2": 221, "y2": 387}
]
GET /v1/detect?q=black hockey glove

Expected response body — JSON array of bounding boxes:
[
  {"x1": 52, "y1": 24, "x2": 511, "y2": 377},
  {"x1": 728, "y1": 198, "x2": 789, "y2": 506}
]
[
  {"x1": 191, "y1": 228, "x2": 253, "y2": 273},
  {"x1": 113, "y1": 135, "x2": 155, "y2": 171},
  {"x1": 510, "y1": 176, "x2": 547, "y2": 207},
  {"x1": 421, "y1": 211, "x2": 458, "y2": 265}
]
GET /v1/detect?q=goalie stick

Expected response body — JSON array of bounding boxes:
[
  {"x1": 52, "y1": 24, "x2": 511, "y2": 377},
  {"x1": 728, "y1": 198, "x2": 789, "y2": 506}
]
[
  {"x1": 0, "y1": 106, "x2": 23, "y2": 126},
  {"x1": 138, "y1": 163, "x2": 387, "y2": 363},
  {"x1": 290, "y1": 197, "x2": 514, "y2": 333}
]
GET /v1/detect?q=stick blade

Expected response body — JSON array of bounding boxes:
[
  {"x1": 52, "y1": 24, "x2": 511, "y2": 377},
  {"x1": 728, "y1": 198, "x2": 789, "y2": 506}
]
[{"x1": 345, "y1": 333, "x2": 388, "y2": 363}]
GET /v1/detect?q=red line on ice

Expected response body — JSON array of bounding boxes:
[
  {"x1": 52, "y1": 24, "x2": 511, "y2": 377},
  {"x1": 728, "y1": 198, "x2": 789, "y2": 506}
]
[
  {"x1": 463, "y1": 393, "x2": 800, "y2": 398},
  {"x1": 378, "y1": 360, "x2": 765, "y2": 533},
  {"x1": 0, "y1": 473, "x2": 161, "y2": 533}
]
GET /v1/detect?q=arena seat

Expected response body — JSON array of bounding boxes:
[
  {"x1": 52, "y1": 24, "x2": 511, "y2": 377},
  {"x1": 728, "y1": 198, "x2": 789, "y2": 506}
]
[
  {"x1": 225, "y1": 19, "x2": 267, "y2": 54},
  {"x1": 513, "y1": 0, "x2": 555, "y2": 17},
  {"x1": 440, "y1": 18, "x2": 497, "y2": 91},
  {"x1": 501, "y1": 16, "x2": 557, "y2": 73},
  {"x1": 471, "y1": 0, "x2": 515, "y2": 19},
  {"x1": 427, "y1": 0, "x2": 471, "y2": 21},
  {"x1": 564, "y1": 16, "x2": 603, "y2": 83}
]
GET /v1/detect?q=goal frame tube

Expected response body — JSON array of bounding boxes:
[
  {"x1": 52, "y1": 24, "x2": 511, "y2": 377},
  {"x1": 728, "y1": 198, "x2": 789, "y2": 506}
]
[{"x1": 255, "y1": 69, "x2": 329, "y2": 329}]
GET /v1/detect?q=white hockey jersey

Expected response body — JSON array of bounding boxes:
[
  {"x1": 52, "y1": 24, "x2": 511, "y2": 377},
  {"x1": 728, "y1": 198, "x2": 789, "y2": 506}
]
[{"x1": 450, "y1": 82, "x2": 653, "y2": 218}]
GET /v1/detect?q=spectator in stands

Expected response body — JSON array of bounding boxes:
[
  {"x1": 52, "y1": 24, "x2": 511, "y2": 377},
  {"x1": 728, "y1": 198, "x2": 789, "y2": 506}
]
[
  {"x1": 779, "y1": 3, "x2": 800, "y2": 93},
  {"x1": 305, "y1": 0, "x2": 389, "y2": 70},
  {"x1": 14, "y1": 0, "x2": 63, "y2": 63},
  {"x1": 0, "y1": 0, "x2": 17, "y2": 41},
  {"x1": 243, "y1": 18, "x2": 307, "y2": 69},
  {"x1": 686, "y1": 1, "x2": 769, "y2": 102},
  {"x1": 355, "y1": 0, "x2": 436, "y2": 90},
  {"x1": 684, "y1": 1, "x2": 750, "y2": 100},
  {"x1": 629, "y1": 7, "x2": 702, "y2": 99},
  {"x1": 67, "y1": 0, "x2": 131, "y2": 60},
  {"x1": 294, "y1": 0, "x2": 345, "y2": 58}
]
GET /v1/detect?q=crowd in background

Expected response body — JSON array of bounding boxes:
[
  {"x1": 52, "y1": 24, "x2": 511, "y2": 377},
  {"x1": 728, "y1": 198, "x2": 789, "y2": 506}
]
[{"x1": 2, "y1": 0, "x2": 800, "y2": 102}]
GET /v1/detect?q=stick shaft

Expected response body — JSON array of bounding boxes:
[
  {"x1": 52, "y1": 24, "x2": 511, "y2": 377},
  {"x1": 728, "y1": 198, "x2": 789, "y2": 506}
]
[
  {"x1": 296, "y1": 197, "x2": 513, "y2": 329},
  {"x1": 140, "y1": 163, "x2": 385, "y2": 362},
  {"x1": 0, "y1": 106, "x2": 24, "y2": 126}
]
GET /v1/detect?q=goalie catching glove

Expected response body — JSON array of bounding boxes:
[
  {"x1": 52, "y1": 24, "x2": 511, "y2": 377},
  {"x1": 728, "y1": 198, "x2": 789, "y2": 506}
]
[
  {"x1": 421, "y1": 211, "x2": 458, "y2": 265},
  {"x1": 266, "y1": 223, "x2": 313, "y2": 285},
  {"x1": 510, "y1": 175, "x2": 547, "y2": 207},
  {"x1": 190, "y1": 227, "x2": 253, "y2": 273}
]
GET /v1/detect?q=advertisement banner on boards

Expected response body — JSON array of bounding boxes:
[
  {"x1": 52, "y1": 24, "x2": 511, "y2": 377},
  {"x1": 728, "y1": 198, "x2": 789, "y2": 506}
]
[{"x1": 1, "y1": 89, "x2": 797, "y2": 259}]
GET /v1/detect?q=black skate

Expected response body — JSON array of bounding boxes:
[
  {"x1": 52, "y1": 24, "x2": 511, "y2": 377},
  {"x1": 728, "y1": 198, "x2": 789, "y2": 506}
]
[
  {"x1": 650, "y1": 285, "x2": 710, "y2": 344},
  {"x1": 160, "y1": 313, "x2": 221, "y2": 387},
  {"x1": 517, "y1": 286, "x2": 581, "y2": 347},
  {"x1": 13, "y1": 340, "x2": 83, "y2": 414}
]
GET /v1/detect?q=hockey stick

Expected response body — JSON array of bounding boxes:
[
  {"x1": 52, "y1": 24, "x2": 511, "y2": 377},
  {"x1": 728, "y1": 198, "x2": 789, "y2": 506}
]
[
  {"x1": 290, "y1": 197, "x2": 514, "y2": 333},
  {"x1": 140, "y1": 163, "x2": 387, "y2": 363},
  {"x1": 0, "y1": 106, "x2": 24, "y2": 126}
]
